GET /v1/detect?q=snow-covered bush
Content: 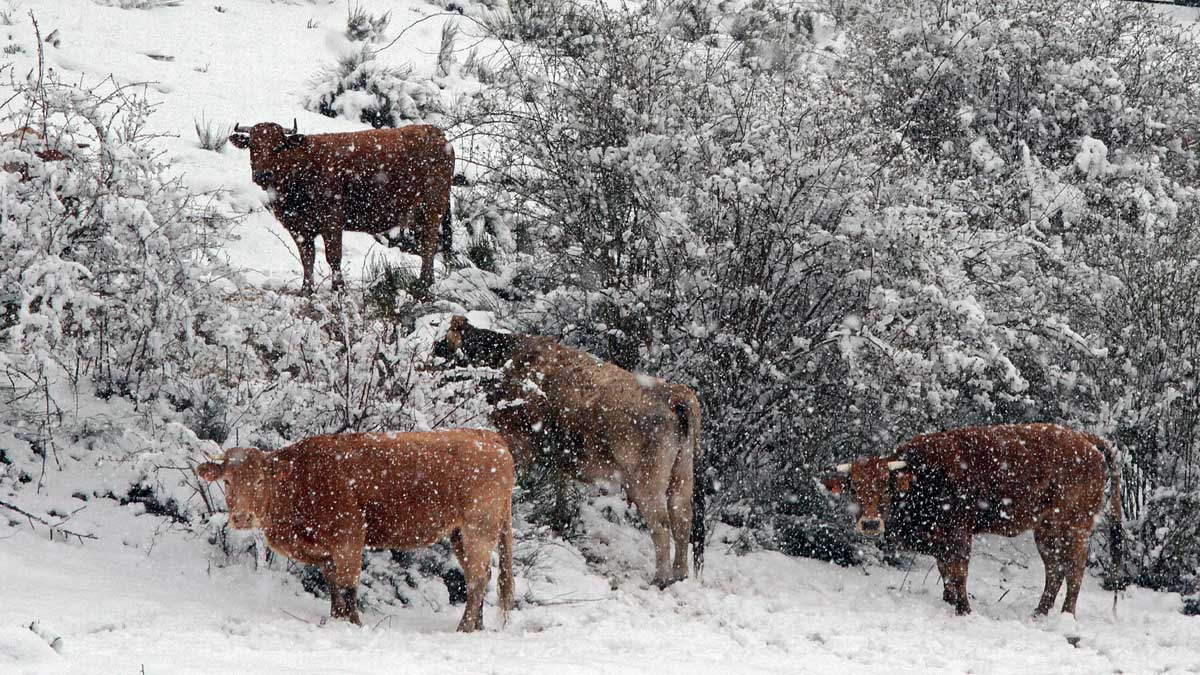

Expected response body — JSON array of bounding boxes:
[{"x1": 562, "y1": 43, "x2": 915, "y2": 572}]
[
  {"x1": 0, "y1": 71, "x2": 479, "y2": 518},
  {"x1": 305, "y1": 42, "x2": 447, "y2": 128},
  {"x1": 0, "y1": 74, "x2": 234, "y2": 445},
  {"x1": 1131, "y1": 490, "x2": 1200, "y2": 593},
  {"x1": 462, "y1": 0, "x2": 1200, "y2": 568},
  {"x1": 345, "y1": 1, "x2": 389, "y2": 43},
  {"x1": 845, "y1": 0, "x2": 1200, "y2": 581}
]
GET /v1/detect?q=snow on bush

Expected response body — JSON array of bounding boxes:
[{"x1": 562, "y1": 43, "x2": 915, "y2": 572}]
[
  {"x1": 460, "y1": 0, "x2": 1200, "y2": 571},
  {"x1": 304, "y1": 34, "x2": 447, "y2": 128},
  {"x1": 0, "y1": 71, "x2": 481, "y2": 503}
]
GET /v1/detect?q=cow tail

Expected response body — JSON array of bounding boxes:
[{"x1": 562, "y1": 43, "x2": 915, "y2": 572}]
[
  {"x1": 497, "y1": 498, "x2": 515, "y2": 626},
  {"x1": 672, "y1": 387, "x2": 704, "y2": 577},
  {"x1": 1094, "y1": 434, "x2": 1124, "y2": 611},
  {"x1": 440, "y1": 203, "x2": 453, "y2": 258}
]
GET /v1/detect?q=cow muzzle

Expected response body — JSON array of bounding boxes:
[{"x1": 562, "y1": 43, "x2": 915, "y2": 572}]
[
  {"x1": 252, "y1": 169, "x2": 275, "y2": 187},
  {"x1": 856, "y1": 517, "x2": 884, "y2": 536}
]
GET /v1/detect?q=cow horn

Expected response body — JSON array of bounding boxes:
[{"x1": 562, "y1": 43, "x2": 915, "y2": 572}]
[
  {"x1": 288, "y1": 118, "x2": 298, "y2": 135},
  {"x1": 887, "y1": 460, "x2": 907, "y2": 471},
  {"x1": 835, "y1": 463, "x2": 851, "y2": 473},
  {"x1": 233, "y1": 122, "x2": 250, "y2": 133}
]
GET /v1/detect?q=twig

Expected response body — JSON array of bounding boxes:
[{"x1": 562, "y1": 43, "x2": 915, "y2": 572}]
[
  {"x1": 280, "y1": 609, "x2": 320, "y2": 626},
  {"x1": 997, "y1": 588, "x2": 1010, "y2": 604},
  {"x1": 520, "y1": 595, "x2": 605, "y2": 607},
  {"x1": 0, "y1": 499, "x2": 97, "y2": 542}
]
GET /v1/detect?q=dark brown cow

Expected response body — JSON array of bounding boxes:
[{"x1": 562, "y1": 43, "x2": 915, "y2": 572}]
[
  {"x1": 431, "y1": 315, "x2": 704, "y2": 587},
  {"x1": 196, "y1": 429, "x2": 515, "y2": 631},
  {"x1": 824, "y1": 423, "x2": 1123, "y2": 616},
  {"x1": 229, "y1": 121, "x2": 454, "y2": 292}
]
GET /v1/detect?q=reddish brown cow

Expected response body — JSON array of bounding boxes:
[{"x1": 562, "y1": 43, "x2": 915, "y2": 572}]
[
  {"x1": 431, "y1": 315, "x2": 705, "y2": 587},
  {"x1": 196, "y1": 429, "x2": 515, "y2": 631},
  {"x1": 824, "y1": 423, "x2": 1123, "y2": 616},
  {"x1": 229, "y1": 121, "x2": 454, "y2": 292}
]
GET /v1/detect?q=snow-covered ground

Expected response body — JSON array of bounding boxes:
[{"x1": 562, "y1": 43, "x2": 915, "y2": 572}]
[
  {"x1": 2, "y1": 496, "x2": 1197, "y2": 674},
  {"x1": 4, "y1": 1, "x2": 1200, "y2": 673}
]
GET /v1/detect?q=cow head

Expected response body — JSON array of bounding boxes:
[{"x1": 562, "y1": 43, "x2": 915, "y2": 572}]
[
  {"x1": 195, "y1": 448, "x2": 292, "y2": 529},
  {"x1": 228, "y1": 120, "x2": 306, "y2": 189},
  {"x1": 822, "y1": 457, "x2": 913, "y2": 537},
  {"x1": 430, "y1": 315, "x2": 517, "y2": 369}
]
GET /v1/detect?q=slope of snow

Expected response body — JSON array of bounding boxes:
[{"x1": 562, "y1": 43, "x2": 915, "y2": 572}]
[
  {"x1": 3, "y1": 1, "x2": 1200, "y2": 673},
  {"x1": 1, "y1": 501, "x2": 1197, "y2": 675}
]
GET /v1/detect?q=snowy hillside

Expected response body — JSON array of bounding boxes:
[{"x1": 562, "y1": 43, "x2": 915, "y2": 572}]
[
  {"x1": 5, "y1": 0, "x2": 1200, "y2": 673},
  {"x1": 4, "y1": 497, "x2": 1199, "y2": 674},
  {"x1": 8, "y1": 0, "x2": 463, "y2": 289}
]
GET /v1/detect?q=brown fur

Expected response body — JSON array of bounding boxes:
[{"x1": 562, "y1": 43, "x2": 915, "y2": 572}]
[
  {"x1": 196, "y1": 429, "x2": 515, "y2": 631},
  {"x1": 825, "y1": 423, "x2": 1122, "y2": 616},
  {"x1": 431, "y1": 315, "x2": 704, "y2": 586},
  {"x1": 229, "y1": 122, "x2": 454, "y2": 292},
  {"x1": 3, "y1": 126, "x2": 74, "y2": 179}
]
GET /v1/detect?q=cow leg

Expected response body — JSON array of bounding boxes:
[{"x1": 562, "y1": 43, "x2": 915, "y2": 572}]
[
  {"x1": 665, "y1": 446, "x2": 694, "y2": 582},
  {"x1": 416, "y1": 203, "x2": 441, "y2": 291},
  {"x1": 322, "y1": 553, "x2": 363, "y2": 626},
  {"x1": 324, "y1": 227, "x2": 345, "y2": 292},
  {"x1": 1059, "y1": 529, "x2": 1091, "y2": 615},
  {"x1": 294, "y1": 231, "x2": 316, "y2": 295},
  {"x1": 1033, "y1": 528, "x2": 1067, "y2": 617},
  {"x1": 935, "y1": 533, "x2": 973, "y2": 615},
  {"x1": 626, "y1": 478, "x2": 674, "y2": 587},
  {"x1": 456, "y1": 528, "x2": 494, "y2": 633},
  {"x1": 935, "y1": 556, "x2": 958, "y2": 608},
  {"x1": 946, "y1": 555, "x2": 972, "y2": 615},
  {"x1": 323, "y1": 526, "x2": 366, "y2": 626}
]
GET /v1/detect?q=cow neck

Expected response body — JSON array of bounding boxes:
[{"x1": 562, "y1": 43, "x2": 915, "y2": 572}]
[
  {"x1": 465, "y1": 327, "x2": 524, "y2": 369},
  {"x1": 260, "y1": 467, "x2": 294, "y2": 544}
]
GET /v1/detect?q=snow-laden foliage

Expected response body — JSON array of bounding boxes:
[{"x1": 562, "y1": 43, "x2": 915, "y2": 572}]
[
  {"x1": 843, "y1": 0, "x2": 1200, "y2": 581},
  {"x1": 0, "y1": 71, "x2": 487, "y2": 611},
  {"x1": 465, "y1": 0, "x2": 1200, "y2": 570},
  {"x1": 305, "y1": 37, "x2": 447, "y2": 128},
  {"x1": 0, "y1": 74, "x2": 481, "y2": 502},
  {"x1": 0, "y1": 75, "x2": 231, "y2": 437}
]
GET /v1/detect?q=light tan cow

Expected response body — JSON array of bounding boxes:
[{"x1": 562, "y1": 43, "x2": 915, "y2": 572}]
[
  {"x1": 196, "y1": 429, "x2": 515, "y2": 631},
  {"x1": 432, "y1": 315, "x2": 704, "y2": 587}
]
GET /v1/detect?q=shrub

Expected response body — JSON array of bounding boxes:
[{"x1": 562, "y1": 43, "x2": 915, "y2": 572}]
[
  {"x1": 464, "y1": 0, "x2": 1200, "y2": 564},
  {"x1": 193, "y1": 114, "x2": 229, "y2": 151},
  {"x1": 304, "y1": 44, "x2": 446, "y2": 128},
  {"x1": 345, "y1": 1, "x2": 389, "y2": 43}
]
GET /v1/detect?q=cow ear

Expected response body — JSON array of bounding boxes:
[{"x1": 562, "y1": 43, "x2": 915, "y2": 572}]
[
  {"x1": 282, "y1": 134, "x2": 306, "y2": 149},
  {"x1": 821, "y1": 475, "x2": 846, "y2": 495},
  {"x1": 267, "y1": 458, "x2": 293, "y2": 481},
  {"x1": 894, "y1": 471, "x2": 913, "y2": 493},
  {"x1": 196, "y1": 461, "x2": 224, "y2": 482},
  {"x1": 229, "y1": 133, "x2": 250, "y2": 149}
]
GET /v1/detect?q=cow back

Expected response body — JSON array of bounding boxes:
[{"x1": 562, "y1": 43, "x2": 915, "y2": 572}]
[
  {"x1": 270, "y1": 125, "x2": 453, "y2": 237},
  {"x1": 495, "y1": 338, "x2": 682, "y2": 473},
  {"x1": 262, "y1": 429, "x2": 513, "y2": 554},
  {"x1": 888, "y1": 423, "x2": 1106, "y2": 544}
]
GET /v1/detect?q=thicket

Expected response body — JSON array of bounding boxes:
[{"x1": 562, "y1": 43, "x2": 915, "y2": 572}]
[
  {"x1": 462, "y1": 0, "x2": 1200, "y2": 580},
  {"x1": 7, "y1": 0, "x2": 1200, "y2": 598}
]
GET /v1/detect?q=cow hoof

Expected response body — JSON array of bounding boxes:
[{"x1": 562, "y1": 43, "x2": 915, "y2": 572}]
[
  {"x1": 955, "y1": 605, "x2": 972, "y2": 616},
  {"x1": 651, "y1": 577, "x2": 678, "y2": 590}
]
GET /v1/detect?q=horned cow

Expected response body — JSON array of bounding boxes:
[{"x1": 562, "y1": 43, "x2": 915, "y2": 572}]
[
  {"x1": 431, "y1": 315, "x2": 705, "y2": 587},
  {"x1": 196, "y1": 429, "x2": 515, "y2": 631},
  {"x1": 229, "y1": 121, "x2": 454, "y2": 293},
  {"x1": 824, "y1": 423, "x2": 1123, "y2": 616}
]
